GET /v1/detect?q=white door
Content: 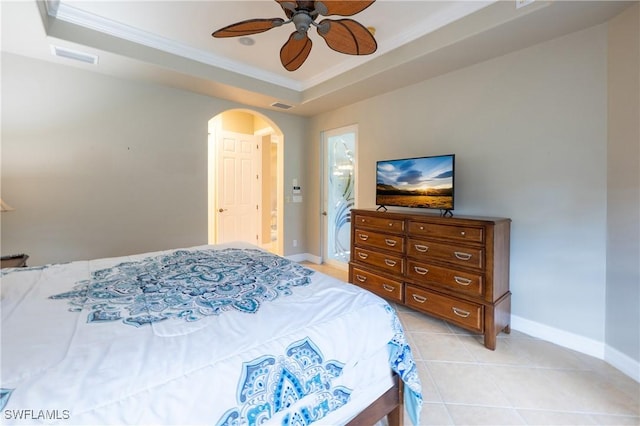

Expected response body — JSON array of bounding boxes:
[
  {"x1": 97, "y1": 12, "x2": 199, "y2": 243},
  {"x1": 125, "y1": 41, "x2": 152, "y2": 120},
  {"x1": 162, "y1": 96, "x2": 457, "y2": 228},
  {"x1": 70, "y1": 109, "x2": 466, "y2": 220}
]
[
  {"x1": 321, "y1": 125, "x2": 357, "y2": 267},
  {"x1": 216, "y1": 131, "x2": 261, "y2": 245}
]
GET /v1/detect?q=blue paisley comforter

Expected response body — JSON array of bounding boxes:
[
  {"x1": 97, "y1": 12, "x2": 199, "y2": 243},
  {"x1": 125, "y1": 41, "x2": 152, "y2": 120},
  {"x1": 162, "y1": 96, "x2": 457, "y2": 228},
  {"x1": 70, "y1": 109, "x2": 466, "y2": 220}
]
[{"x1": 1, "y1": 243, "x2": 422, "y2": 425}]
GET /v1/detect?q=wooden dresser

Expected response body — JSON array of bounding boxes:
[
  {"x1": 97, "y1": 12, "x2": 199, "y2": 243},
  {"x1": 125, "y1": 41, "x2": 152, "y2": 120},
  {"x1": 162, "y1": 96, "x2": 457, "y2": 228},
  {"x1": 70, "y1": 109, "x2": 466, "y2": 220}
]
[{"x1": 348, "y1": 208, "x2": 511, "y2": 350}]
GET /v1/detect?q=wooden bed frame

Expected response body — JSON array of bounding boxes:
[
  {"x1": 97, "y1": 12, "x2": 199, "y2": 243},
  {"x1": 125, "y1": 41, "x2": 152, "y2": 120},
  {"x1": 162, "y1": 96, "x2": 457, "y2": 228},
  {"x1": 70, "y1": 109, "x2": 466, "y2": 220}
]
[{"x1": 346, "y1": 374, "x2": 404, "y2": 426}]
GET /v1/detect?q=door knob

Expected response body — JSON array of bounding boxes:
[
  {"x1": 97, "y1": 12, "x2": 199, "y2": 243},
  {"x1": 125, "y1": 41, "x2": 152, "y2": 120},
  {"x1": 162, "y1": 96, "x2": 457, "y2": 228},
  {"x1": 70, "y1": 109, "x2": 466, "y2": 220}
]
[
  {"x1": 218, "y1": 208, "x2": 227, "y2": 213},
  {"x1": 322, "y1": 211, "x2": 327, "y2": 216}
]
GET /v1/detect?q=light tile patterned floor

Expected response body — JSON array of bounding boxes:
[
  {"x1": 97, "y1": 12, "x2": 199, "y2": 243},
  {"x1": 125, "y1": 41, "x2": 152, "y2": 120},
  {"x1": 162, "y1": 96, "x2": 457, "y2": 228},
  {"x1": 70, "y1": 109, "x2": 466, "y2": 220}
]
[{"x1": 301, "y1": 262, "x2": 640, "y2": 426}]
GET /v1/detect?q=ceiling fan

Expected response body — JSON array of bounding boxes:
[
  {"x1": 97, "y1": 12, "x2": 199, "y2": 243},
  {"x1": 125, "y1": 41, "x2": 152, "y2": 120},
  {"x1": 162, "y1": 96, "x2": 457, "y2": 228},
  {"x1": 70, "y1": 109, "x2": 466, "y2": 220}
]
[{"x1": 212, "y1": 1, "x2": 377, "y2": 71}]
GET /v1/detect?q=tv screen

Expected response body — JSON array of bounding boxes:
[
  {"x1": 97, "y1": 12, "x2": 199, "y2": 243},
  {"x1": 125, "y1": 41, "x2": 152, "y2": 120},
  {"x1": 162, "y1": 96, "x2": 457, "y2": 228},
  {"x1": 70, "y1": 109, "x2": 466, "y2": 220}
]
[{"x1": 376, "y1": 154, "x2": 455, "y2": 211}]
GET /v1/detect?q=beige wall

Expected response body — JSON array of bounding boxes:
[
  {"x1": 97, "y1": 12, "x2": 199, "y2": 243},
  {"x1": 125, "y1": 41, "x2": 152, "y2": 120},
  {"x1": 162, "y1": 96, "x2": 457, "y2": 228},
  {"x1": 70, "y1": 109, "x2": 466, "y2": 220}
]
[
  {"x1": 1, "y1": 52, "x2": 309, "y2": 264},
  {"x1": 309, "y1": 24, "x2": 610, "y2": 347},
  {"x1": 606, "y1": 3, "x2": 640, "y2": 366}
]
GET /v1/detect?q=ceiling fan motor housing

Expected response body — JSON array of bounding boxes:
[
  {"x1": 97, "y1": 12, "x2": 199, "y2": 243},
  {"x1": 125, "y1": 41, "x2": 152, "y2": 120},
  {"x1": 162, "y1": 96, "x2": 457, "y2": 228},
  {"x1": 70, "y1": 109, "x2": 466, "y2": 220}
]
[{"x1": 292, "y1": 12, "x2": 314, "y2": 36}]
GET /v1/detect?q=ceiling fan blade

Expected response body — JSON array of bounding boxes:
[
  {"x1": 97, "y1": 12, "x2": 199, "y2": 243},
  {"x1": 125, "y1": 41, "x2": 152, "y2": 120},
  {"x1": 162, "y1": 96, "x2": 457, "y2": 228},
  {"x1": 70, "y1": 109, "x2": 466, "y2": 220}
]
[
  {"x1": 212, "y1": 18, "x2": 285, "y2": 38},
  {"x1": 316, "y1": 1, "x2": 375, "y2": 17},
  {"x1": 275, "y1": 0, "x2": 298, "y2": 19},
  {"x1": 317, "y1": 18, "x2": 377, "y2": 55},
  {"x1": 280, "y1": 32, "x2": 313, "y2": 71}
]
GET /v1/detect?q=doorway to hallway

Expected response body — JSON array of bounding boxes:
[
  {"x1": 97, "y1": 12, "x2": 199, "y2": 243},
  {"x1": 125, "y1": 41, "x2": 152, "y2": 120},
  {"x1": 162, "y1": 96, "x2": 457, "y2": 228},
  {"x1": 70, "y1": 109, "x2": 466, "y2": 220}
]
[{"x1": 208, "y1": 110, "x2": 283, "y2": 255}]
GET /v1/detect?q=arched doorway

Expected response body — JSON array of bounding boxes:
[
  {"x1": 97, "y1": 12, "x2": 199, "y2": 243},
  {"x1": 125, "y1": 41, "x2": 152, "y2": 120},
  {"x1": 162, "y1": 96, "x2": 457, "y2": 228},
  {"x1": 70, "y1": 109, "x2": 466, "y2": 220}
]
[{"x1": 207, "y1": 110, "x2": 284, "y2": 255}]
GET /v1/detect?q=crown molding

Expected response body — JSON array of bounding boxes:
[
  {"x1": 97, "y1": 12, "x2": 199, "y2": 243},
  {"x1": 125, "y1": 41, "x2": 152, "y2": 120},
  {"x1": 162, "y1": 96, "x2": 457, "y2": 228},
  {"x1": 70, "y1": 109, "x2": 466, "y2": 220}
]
[
  {"x1": 47, "y1": 1, "x2": 305, "y2": 92},
  {"x1": 300, "y1": 0, "x2": 495, "y2": 90},
  {"x1": 45, "y1": 0, "x2": 496, "y2": 93}
]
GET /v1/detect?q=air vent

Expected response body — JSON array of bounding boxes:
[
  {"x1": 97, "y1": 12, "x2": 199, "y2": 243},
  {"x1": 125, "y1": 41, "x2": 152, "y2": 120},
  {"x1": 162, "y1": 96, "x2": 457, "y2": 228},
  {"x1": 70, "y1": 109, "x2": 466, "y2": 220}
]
[
  {"x1": 271, "y1": 102, "x2": 293, "y2": 110},
  {"x1": 50, "y1": 45, "x2": 99, "y2": 65}
]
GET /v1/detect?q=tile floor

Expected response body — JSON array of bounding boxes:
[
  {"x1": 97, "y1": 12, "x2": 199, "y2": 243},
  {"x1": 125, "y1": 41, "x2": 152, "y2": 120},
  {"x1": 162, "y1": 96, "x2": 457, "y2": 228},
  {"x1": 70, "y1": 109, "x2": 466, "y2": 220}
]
[{"x1": 301, "y1": 262, "x2": 640, "y2": 426}]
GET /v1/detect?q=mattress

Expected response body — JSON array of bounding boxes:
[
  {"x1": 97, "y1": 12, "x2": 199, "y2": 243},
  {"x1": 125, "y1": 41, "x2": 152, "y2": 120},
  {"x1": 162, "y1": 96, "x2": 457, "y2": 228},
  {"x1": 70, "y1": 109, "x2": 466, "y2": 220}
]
[{"x1": 1, "y1": 243, "x2": 422, "y2": 425}]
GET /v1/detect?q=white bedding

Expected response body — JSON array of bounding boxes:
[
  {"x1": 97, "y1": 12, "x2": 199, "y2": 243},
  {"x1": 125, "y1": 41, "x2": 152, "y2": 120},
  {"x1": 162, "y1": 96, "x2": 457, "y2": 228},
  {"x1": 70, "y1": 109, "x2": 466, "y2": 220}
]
[{"x1": 1, "y1": 243, "x2": 421, "y2": 425}]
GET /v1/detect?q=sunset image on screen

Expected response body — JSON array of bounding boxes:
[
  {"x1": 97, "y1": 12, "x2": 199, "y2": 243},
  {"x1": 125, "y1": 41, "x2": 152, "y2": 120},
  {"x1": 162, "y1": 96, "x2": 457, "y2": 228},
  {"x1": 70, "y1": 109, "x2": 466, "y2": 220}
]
[{"x1": 376, "y1": 155, "x2": 454, "y2": 209}]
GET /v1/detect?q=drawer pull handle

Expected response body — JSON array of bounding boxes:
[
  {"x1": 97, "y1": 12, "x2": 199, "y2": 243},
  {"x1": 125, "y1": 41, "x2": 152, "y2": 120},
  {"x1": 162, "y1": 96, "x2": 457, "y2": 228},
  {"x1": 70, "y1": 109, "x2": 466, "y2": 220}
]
[
  {"x1": 414, "y1": 244, "x2": 429, "y2": 253},
  {"x1": 452, "y1": 307, "x2": 471, "y2": 318},
  {"x1": 461, "y1": 231, "x2": 466, "y2": 236},
  {"x1": 382, "y1": 284, "x2": 395, "y2": 292},
  {"x1": 414, "y1": 266, "x2": 429, "y2": 275},
  {"x1": 412, "y1": 294, "x2": 427, "y2": 303},
  {"x1": 419, "y1": 226, "x2": 425, "y2": 230},
  {"x1": 384, "y1": 259, "x2": 397, "y2": 267},
  {"x1": 385, "y1": 239, "x2": 397, "y2": 247},
  {"x1": 388, "y1": 223, "x2": 394, "y2": 227},
  {"x1": 355, "y1": 274, "x2": 367, "y2": 282},
  {"x1": 454, "y1": 251, "x2": 472, "y2": 261},
  {"x1": 454, "y1": 276, "x2": 472, "y2": 286},
  {"x1": 358, "y1": 252, "x2": 369, "y2": 259},
  {"x1": 359, "y1": 234, "x2": 369, "y2": 241}
]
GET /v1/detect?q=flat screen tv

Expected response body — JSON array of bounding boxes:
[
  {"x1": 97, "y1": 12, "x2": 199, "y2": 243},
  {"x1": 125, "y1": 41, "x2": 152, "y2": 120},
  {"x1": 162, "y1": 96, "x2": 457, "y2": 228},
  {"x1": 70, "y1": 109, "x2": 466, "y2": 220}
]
[{"x1": 376, "y1": 154, "x2": 455, "y2": 213}]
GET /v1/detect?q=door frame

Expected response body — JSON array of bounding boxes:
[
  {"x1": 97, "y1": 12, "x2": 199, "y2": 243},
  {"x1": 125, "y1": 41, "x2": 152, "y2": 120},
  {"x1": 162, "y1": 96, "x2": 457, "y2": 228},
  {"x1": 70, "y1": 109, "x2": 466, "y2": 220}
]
[
  {"x1": 208, "y1": 111, "x2": 284, "y2": 256},
  {"x1": 321, "y1": 124, "x2": 358, "y2": 269}
]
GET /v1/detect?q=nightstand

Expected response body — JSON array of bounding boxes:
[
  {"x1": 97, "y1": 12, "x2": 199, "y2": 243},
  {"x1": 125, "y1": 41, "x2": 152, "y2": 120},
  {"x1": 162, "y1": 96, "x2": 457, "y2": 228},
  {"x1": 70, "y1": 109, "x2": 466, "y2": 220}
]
[{"x1": 1, "y1": 254, "x2": 29, "y2": 269}]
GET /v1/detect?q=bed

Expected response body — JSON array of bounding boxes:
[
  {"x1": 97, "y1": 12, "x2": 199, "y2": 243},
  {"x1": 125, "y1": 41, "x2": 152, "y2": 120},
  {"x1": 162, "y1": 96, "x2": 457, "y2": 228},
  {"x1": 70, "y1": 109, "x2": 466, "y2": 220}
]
[{"x1": 1, "y1": 243, "x2": 422, "y2": 425}]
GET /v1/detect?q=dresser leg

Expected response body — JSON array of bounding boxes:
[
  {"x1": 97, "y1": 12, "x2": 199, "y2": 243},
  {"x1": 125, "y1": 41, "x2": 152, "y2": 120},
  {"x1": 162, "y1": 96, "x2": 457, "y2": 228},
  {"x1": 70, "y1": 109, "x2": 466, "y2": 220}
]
[
  {"x1": 484, "y1": 330, "x2": 497, "y2": 350},
  {"x1": 483, "y1": 292, "x2": 511, "y2": 350}
]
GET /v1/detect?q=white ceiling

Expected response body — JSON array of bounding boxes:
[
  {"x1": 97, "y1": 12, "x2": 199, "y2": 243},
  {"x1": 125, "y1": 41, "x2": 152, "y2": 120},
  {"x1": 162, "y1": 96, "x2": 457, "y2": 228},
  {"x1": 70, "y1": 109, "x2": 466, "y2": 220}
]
[
  {"x1": 54, "y1": 0, "x2": 494, "y2": 88},
  {"x1": 1, "y1": 0, "x2": 634, "y2": 116}
]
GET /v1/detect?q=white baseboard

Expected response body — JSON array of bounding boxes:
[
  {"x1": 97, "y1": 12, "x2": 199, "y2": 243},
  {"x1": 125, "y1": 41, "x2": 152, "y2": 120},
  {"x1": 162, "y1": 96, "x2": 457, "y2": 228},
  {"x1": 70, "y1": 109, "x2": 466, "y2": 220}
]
[
  {"x1": 605, "y1": 344, "x2": 640, "y2": 383},
  {"x1": 511, "y1": 315, "x2": 639, "y2": 382},
  {"x1": 286, "y1": 254, "x2": 350, "y2": 272},
  {"x1": 511, "y1": 315, "x2": 605, "y2": 358},
  {"x1": 285, "y1": 252, "x2": 322, "y2": 264}
]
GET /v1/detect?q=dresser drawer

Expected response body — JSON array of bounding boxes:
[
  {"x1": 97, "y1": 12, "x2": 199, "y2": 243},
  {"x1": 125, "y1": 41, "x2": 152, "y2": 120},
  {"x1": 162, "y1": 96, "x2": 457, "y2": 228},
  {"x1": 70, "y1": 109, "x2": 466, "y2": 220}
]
[
  {"x1": 353, "y1": 247, "x2": 404, "y2": 275},
  {"x1": 351, "y1": 267, "x2": 403, "y2": 302},
  {"x1": 407, "y1": 238, "x2": 484, "y2": 269},
  {"x1": 406, "y1": 260, "x2": 484, "y2": 297},
  {"x1": 354, "y1": 214, "x2": 404, "y2": 233},
  {"x1": 405, "y1": 285, "x2": 483, "y2": 332},
  {"x1": 408, "y1": 221, "x2": 484, "y2": 243},
  {"x1": 354, "y1": 229, "x2": 404, "y2": 254}
]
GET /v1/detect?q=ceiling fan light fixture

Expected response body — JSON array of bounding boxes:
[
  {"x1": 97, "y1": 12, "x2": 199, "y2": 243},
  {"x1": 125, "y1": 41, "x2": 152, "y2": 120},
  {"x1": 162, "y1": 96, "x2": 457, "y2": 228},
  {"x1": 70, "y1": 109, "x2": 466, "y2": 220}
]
[{"x1": 292, "y1": 12, "x2": 312, "y2": 34}]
